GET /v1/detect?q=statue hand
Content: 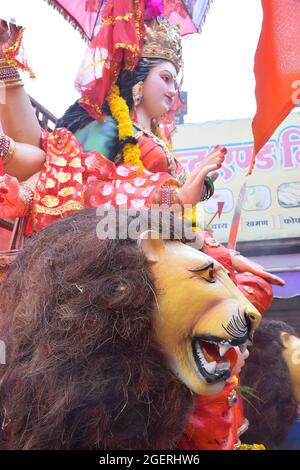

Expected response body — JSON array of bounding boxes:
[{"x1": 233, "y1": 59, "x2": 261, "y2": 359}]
[
  {"x1": 231, "y1": 253, "x2": 285, "y2": 286},
  {"x1": 178, "y1": 145, "x2": 226, "y2": 205},
  {"x1": 0, "y1": 174, "x2": 23, "y2": 218},
  {"x1": 0, "y1": 19, "x2": 20, "y2": 58}
]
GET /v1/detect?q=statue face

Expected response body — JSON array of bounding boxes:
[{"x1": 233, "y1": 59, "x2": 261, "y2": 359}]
[
  {"x1": 281, "y1": 332, "x2": 300, "y2": 403},
  {"x1": 140, "y1": 235, "x2": 261, "y2": 396},
  {"x1": 139, "y1": 61, "x2": 178, "y2": 119}
]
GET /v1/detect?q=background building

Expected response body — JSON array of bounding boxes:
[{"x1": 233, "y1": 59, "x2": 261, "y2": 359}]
[{"x1": 174, "y1": 113, "x2": 300, "y2": 332}]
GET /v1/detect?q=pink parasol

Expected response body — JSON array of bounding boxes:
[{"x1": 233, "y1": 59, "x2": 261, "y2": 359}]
[{"x1": 44, "y1": 0, "x2": 213, "y2": 40}]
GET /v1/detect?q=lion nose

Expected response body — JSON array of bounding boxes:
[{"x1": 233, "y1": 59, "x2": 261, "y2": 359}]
[{"x1": 245, "y1": 307, "x2": 261, "y2": 338}]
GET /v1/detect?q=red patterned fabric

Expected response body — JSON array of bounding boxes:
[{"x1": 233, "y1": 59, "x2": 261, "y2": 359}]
[
  {"x1": 31, "y1": 128, "x2": 178, "y2": 233},
  {"x1": 76, "y1": 0, "x2": 145, "y2": 120},
  {"x1": 179, "y1": 377, "x2": 246, "y2": 450}
]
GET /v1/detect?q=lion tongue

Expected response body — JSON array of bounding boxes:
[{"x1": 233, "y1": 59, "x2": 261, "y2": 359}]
[
  {"x1": 224, "y1": 347, "x2": 238, "y2": 370},
  {"x1": 201, "y1": 341, "x2": 222, "y2": 362}
]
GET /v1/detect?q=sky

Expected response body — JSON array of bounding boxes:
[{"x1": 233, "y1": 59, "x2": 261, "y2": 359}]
[{"x1": 2, "y1": 0, "x2": 263, "y2": 123}]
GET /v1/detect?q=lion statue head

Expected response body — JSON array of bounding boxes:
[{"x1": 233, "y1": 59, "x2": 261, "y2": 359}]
[{"x1": 0, "y1": 209, "x2": 260, "y2": 449}]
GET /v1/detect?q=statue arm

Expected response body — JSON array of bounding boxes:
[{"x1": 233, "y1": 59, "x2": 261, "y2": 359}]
[
  {"x1": 1, "y1": 135, "x2": 46, "y2": 181},
  {"x1": 0, "y1": 20, "x2": 41, "y2": 148},
  {"x1": 0, "y1": 86, "x2": 42, "y2": 148}
]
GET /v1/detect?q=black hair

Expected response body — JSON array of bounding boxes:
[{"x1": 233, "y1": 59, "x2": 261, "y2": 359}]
[{"x1": 240, "y1": 319, "x2": 298, "y2": 449}]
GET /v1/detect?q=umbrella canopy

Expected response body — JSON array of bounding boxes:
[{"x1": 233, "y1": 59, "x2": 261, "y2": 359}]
[
  {"x1": 45, "y1": 0, "x2": 213, "y2": 121},
  {"x1": 44, "y1": 0, "x2": 105, "y2": 40},
  {"x1": 165, "y1": 0, "x2": 212, "y2": 35},
  {"x1": 44, "y1": 0, "x2": 213, "y2": 40}
]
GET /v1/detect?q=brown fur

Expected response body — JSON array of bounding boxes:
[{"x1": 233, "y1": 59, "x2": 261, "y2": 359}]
[
  {"x1": 0, "y1": 209, "x2": 195, "y2": 450},
  {"x1": 240, "y1": 319, "x2": 298, "y2": 449}
]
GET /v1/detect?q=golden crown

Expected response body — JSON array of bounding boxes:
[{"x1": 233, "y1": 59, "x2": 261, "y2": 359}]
[{"x1": 142, "y1": 18, "x2": 183, "y2": 72}]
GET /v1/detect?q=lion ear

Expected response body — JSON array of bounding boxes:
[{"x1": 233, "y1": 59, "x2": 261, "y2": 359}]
[
  {"x1": 138, "y1": 230, "x2": 165, "y2": 262},
  {"x1": 281, "y1": 331, "x2": 291, "y2": 348}
]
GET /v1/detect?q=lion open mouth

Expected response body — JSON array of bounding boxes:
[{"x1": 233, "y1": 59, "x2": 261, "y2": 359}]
[{"x1": 192, "y1": 336, "x2": 247, "y2": 384}]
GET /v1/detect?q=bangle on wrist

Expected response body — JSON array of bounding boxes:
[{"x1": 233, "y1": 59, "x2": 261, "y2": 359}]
[
  {"x1": 202, "y1": 176, "x2": 215, "y2": 201},
  {"x1": 159, "y1": 187, "x2": 183, "y2": 207},
  {"x1": 0, "y1": 134, "x2": 16, "y2": 166},
  {"x1": 0, "y1": 59, "x2": 22, "y2": 82},
  {"x1": 19, "y1": 182, "x2": 34, "y2": 211},
  {"x1": 152, "y1": 186, "x2": 183, "y2": 208}
]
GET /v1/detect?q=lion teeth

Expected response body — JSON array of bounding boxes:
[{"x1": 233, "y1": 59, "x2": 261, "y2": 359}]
[
  {"x1": 219, "y1": 343, "x2": 231, "y2": 357},
  {"x1": 204, "y1": 361, "x2": 217, "y2": 374},
  {"x1": 216, "y1": 361, "x2": 230, "y2": 372}
]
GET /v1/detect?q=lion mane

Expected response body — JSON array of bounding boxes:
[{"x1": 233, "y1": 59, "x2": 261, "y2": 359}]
[{"x1": 0, "y1": 209, "x2": 194, "y2": 450}]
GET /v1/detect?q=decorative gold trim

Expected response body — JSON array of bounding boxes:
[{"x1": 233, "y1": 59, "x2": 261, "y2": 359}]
[
  {"x1": 101, "y1": 13, "x2": 134, "y2": 28},
  {"x1": 3, "y1": 27, "x2": 36, "y2": 78},
  {"x1": 33, "y1": 200, "x2": 83, "y2": 217},
  {"x1": 115, "y1": 43, "x2": 139, "y2": 54},
  {"x1": 3, "y1": 138, "x2": 16, "y2": 167},
  {"x1": 79, "y1": 98, "x2": 103, "y2": 119},
  {"x1": 58, "y1": 186, "x2": 76, "y2": 198}
]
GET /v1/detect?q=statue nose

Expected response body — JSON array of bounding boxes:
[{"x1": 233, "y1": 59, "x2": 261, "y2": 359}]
[{"x1": 245, "y1": 307, "x2": 261, "y2": 338}]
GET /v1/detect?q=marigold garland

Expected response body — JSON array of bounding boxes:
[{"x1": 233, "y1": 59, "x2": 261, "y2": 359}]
[{"x1": 107, "y1": 85, "x2": 143, "y2": 167}]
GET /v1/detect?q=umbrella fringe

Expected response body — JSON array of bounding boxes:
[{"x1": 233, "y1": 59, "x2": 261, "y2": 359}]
[
  {"x1": 43, "y1": 1, "x2": 214, "y2": 41},
  {"x1": 197, "y1": 0, "x2": 214, "y2": 34},
  {"x1": 42, "y1": 0, "x2": 88, "y2": 41}
]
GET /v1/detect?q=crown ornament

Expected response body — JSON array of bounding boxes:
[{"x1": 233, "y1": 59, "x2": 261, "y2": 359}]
[{"x1": 142, "y1": 18, "x2": 183, "y2": 72}]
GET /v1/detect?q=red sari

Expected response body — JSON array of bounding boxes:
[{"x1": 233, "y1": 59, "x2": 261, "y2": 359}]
[{"x1": 29, "y1": 128, "x2": 183, "y2": 233}]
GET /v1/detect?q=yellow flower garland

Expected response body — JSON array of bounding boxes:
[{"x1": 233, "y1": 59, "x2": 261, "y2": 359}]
[{"x1": 107, "y1": 85, "x2": 143, "y2": 167}]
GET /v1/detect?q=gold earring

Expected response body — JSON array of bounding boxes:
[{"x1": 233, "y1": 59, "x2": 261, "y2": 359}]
[{"x1": 132, "y1": 81, "x2": 144, "y2": 109}]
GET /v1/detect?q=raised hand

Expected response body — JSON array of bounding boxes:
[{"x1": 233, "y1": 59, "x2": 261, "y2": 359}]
[
  {"x1": 178, "y1": 145, "x2": 227, "y2": 205},
  {"x1": 0, "y1": 19, "x2": 20, "y2": 58},
  {"x1": 231, "y1": 253, "x2": 285, "y2": 286}
]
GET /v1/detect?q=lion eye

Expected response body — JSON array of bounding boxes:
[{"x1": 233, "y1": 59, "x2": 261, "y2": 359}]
[
  {"x1": 189, "y1": 263, "x2": 216, "y2": 283},
  {"x1": 202, "y1": 266, "x2": 216, "y2": 283}
]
